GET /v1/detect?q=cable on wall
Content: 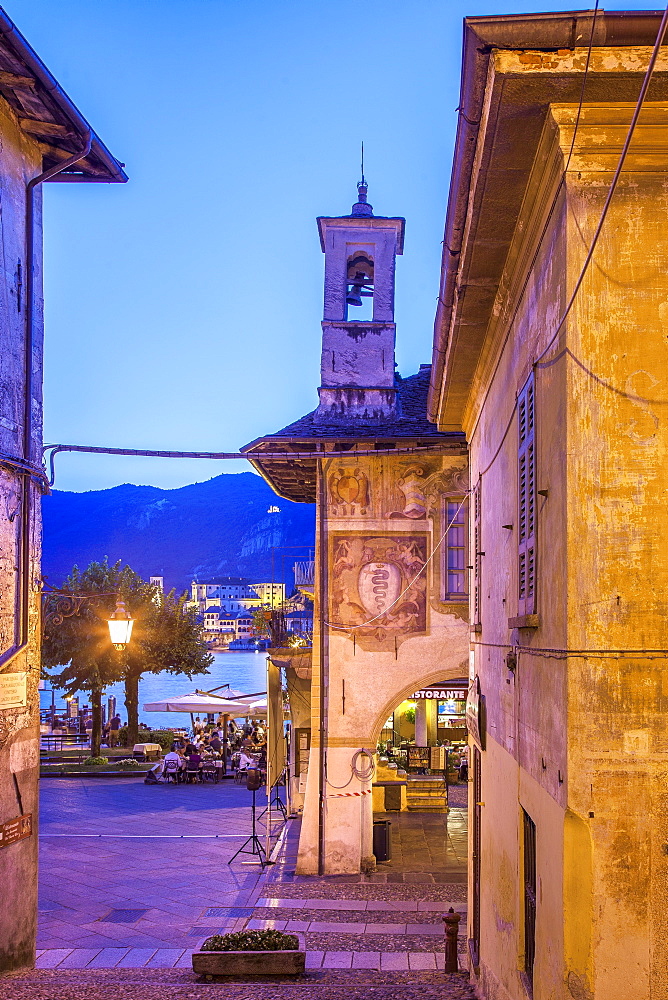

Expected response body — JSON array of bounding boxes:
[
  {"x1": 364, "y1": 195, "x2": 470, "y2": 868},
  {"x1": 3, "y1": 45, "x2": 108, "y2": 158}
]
[{"x1": 323, "y1": 494, "x2": 470, "y2": 633}]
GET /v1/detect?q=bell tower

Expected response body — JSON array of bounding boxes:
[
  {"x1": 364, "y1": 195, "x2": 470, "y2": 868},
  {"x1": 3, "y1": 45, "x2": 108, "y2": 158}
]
[{"x1": 315, "y1": 179, "x2": 405, "y2": 421}]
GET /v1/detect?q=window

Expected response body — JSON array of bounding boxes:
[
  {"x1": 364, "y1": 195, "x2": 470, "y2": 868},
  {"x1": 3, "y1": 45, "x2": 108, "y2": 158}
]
[
  {"x1": 444, "y1": 499, "x2": 467, "y2": 599},
  {"x1": 517, "y1": 375, "x2": 536, "y2": 615}
]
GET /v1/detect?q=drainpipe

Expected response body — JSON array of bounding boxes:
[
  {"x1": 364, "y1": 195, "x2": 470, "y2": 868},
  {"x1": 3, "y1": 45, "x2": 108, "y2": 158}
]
[
  {"x1": 317, "y1": 455, "x2": 330, "y2": 875},
  {"x1": 1, "y1": 133, "x2": 92, "y2": 670}
]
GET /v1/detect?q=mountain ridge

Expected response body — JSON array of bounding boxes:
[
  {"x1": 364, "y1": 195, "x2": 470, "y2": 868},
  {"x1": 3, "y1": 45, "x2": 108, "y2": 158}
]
[{"x1": 41, "y1": 472, "x2": 315, "y2": 594}]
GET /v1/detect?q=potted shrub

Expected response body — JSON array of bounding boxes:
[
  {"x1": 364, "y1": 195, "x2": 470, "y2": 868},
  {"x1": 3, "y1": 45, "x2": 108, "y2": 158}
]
[{"x1": 192, "y1": 929, "x2": 305, "y2": 978}]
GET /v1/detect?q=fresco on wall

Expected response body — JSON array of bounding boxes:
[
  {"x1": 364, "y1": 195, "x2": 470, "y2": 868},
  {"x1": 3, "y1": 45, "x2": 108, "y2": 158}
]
[
  {"x1": 330, "y1": 534, "x2": 428, "y2": 642},
  {"x1": 328, "y1": 468, "x2": 370, "y2": 516}
]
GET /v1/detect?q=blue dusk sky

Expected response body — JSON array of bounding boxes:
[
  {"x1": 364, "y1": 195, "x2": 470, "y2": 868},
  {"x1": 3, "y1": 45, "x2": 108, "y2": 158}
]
[{"x1": 4, "y1": 1, "x2": 657, "y2": 492}]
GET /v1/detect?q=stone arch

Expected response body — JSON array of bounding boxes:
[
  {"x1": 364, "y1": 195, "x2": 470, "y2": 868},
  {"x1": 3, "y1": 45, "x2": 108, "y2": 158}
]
[{"x1": 370, "y1": 662, "x2": 468, "y2": 745}]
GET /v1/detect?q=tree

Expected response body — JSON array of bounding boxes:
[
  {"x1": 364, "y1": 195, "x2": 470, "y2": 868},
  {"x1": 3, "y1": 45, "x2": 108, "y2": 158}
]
[
  {"x1": 42, "y1": 559, "x2": 151, "y2": 757},
  {"x1": 42, "y1": 559, "x2": 213, "y2": 754},
  {"x1": 121, "y1": 590, "x2": 213, "y2": 747}
]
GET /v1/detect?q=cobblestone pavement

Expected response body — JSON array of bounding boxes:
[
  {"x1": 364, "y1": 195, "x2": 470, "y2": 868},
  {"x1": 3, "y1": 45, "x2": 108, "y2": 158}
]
[
  {"x1": 3, "y1": 967, "x2": 477, "y2": 999},
  {"x1": 21, "y1": 777, "x2": 474, "y2": 996}
]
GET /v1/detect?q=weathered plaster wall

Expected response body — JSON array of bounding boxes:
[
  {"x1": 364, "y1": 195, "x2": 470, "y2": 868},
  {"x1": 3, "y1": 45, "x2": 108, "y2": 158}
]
[
  {"x1": 559, "y1": 103, "x2": 668, "y2": 1000},
  {"x1": 296, "y1": 452, "x2": 469, "y2": 874},
  {"x1": 462, "y1": 91, "x2": 571, "y2": 999},
  {"x1": 0, "y1": 97, "x2": 43, "y2": 973},
  {"x1": 462, "y1": 96, "x2": 668, "y2": 1000}
]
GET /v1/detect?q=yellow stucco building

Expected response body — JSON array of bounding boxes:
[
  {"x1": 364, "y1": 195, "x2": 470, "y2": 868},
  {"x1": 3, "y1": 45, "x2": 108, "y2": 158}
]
[{"x1": 429, "y1": 10, "x2": 668, "y2": 1000}]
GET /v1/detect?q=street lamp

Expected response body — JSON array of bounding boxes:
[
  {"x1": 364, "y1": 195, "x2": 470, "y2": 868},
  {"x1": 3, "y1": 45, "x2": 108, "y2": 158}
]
[
  {"x1": 42, "y1": 583, "x2": 134, "y2": 651},
  {"x1": 107, "y1": 598, "x2": 134, "y2": 650}
]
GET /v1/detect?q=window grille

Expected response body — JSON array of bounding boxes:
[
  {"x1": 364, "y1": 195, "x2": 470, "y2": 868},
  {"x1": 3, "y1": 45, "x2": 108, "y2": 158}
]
[
  {"x1": 517, "y1": 375, "x2": 536, "y2": 614},
  {"x1": 445, "y1": 499, "x2": 467, "y2": 599},
  {"x1": 523, "y1": 808, "x2": 537, "y2": 985}
]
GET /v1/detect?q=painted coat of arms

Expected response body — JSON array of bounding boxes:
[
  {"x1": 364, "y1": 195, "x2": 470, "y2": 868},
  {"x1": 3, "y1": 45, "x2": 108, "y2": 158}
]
[{"x1": 330, "y1": 535, "x2": 428, "y2": 642}]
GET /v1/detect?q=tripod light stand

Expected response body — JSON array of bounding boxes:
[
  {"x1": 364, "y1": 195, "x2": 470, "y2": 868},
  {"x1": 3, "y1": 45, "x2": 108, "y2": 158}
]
[
  {"x1": 228, "y1": 769, "x2": 267, "y2": 867},
  {"x1": 259, "y1": 770, "x2": 287, "y2": 823}
]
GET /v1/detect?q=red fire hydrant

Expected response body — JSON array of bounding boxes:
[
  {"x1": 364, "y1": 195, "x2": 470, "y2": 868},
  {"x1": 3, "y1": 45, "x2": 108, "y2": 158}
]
[{"x1": 442, "y1": 907, "x2": 461, "y2": 973}]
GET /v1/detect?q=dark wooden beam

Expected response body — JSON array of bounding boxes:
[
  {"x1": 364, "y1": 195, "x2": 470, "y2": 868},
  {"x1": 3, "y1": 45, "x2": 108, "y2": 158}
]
[{"x1": 0, "y1": 71, "x2": 35, "y2": 89}]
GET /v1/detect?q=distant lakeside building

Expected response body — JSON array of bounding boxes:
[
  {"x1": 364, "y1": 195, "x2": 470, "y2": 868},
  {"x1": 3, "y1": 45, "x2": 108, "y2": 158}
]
[
  {"x1": 190, "y1": 577, "x2": 285, "y2": 614},
  {"x1": 190, "y1": 575, "x2": 312, "y2": 647}
]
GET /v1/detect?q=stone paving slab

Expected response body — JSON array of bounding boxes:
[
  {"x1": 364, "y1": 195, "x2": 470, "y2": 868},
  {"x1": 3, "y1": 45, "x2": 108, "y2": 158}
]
[
  {"x1": 323, "y1": 951, "x2": 353, "y2": 969},
  {"x1": 116, "y1": 949, "x2": 157, "y2": 969},
  {"x1": 57, "y1": 949, "x2": 102, "y2": 969},
  {"x1": 34, "y1": 950, "x2": 72, "y2": 970},
  {"x1": 352, "y1": 952, "x2": 381, "y2": 969},
  {"x1": 144, "y1": 949, "x2": 186, "y2": 968},
  {"x1": 85, "y1": 949, "x2": 129, "y2": 969}
]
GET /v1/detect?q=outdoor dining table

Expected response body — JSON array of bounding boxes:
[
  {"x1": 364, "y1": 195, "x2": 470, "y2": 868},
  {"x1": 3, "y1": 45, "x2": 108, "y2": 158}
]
[{"x1": 133, "y1": 742, "x2": 162, "y2": 760}]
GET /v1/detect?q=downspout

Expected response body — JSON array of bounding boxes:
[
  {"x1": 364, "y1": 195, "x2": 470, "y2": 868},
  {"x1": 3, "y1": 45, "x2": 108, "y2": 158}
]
[
  {"x1": 427, "y1": 22, "x2": 490, "y2": 425},
  {"x1": 1, "y1": 133, "x2": 92, "y2": 670},
  {"x1": 317, "y1": 455, "x2": 330, "y2": 875}
]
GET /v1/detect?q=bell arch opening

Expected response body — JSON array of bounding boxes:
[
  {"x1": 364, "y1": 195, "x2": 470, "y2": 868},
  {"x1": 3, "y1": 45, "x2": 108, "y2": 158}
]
[{"x1": 345, "y1": 251, "x2": 374, "y2": 321}]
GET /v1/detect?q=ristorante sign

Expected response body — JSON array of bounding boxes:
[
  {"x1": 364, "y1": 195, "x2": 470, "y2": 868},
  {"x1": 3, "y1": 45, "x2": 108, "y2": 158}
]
[{"x1": 411, "y1": 686, "x2": 468, "y2": 700}]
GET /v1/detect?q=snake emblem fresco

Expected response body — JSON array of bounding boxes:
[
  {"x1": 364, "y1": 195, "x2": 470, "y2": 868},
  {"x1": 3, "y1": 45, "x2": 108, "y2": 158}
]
[{"x1": 330, "y1": 534, "x2": 428, "y2": 642}]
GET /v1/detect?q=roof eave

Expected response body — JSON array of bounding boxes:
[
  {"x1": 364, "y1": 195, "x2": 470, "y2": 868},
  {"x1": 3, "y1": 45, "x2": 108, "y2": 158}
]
[
  {"x1": 427, "y1": 9, "x2": 668, "y2": 426},
  {"x1": 0, "y1": 8, "x2": 127, "y2": 183}
]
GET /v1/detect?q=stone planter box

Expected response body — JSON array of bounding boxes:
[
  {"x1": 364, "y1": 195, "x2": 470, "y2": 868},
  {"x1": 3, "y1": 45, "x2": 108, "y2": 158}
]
[{"x1": 192, "y1": 949, "x2": 306, "y2": 977}]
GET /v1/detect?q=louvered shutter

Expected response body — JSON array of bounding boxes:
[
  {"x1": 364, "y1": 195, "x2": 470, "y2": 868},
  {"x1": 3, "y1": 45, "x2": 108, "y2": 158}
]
[
  {"x1": 517, "y1": 375, "x2": 536, "y2": 616},
  {"x1": 473, "y1": 477, "x2": 482, "y2": 629}
]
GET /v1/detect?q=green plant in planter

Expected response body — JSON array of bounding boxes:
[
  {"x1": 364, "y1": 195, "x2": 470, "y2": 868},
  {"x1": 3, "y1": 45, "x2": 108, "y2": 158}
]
[
  {"x1": 117, "y1": 727, "x2": 174, "y2": 751},
  {"x1": 201, "y1": 930, "x2": 299, "y2": 952},
  {"x1": 116, "y1": 758, "x2": 140, "y2": 768},
  {"x1": 83, "y1": 756, "x2": 108, "y2": 766}
]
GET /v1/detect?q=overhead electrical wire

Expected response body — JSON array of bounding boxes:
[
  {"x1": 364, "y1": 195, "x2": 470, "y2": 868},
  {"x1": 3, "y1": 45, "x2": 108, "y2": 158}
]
[
  {"x1": 468, "y1": 2, "x2": 601, "y2": 475},
  {"x1": 324, "y1": 494, "x2": 470, "y2": 633},
  {"x1": 535, "y1": 4, "x2": 668, "y2": 369},
  {"x1": 476, "y1": 4, "x2": 668, "y2": 478}
]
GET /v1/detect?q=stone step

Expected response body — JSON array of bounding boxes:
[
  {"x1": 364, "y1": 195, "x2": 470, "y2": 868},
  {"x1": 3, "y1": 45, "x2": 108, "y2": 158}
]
[
  {"x1": 248, "y1": 917, "x2": 448, "y2": 934},
  {"x1": 257, "y1": 897, "x2": 462, "y2": 912},
  {"x1": 405, "y1": 797, "x2": 447, "y2": 809},
  {"x1": 32, "y1": 949, "x2": 470, "y2": 975},
  {"x1": 405, "y1": 790, "x2": 447, "y2": 798}
]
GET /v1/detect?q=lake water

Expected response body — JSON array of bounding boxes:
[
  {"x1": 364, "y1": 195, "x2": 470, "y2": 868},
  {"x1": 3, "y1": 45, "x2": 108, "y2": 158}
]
[{"x1": 40, "y1": 650, "x2": 268, "y2": 730}]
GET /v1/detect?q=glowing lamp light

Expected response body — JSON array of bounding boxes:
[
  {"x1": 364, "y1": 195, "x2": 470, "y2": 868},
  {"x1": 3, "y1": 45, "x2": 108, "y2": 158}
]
[{"x1": 107, "y1": 598, "x2": 134, "y2": 650}]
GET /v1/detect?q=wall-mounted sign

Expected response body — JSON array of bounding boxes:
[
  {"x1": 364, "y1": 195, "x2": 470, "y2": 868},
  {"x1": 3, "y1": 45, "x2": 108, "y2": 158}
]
[
  {"x1": 0, "y1": 672, "x2": 26, "y2": 710},
  {"x1": 430, "y1": 746, "x2": 446, "y2": 770},
  {"x1": 294, "y1": 727, "x2": 311, "y2": 793},
  {"x1": 466, "y1": 676, "x2": 485, "y2": 751},
  {"x1": 412, "y1": 687, "x2": 468, "y2": 700},
  {"x1": 0, "y1": 813, "x2": 32, "y2": 848}
]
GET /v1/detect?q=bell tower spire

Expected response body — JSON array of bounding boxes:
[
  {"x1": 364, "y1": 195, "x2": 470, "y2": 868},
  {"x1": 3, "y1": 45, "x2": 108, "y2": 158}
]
[{"x1": 315, "y1": 179, "x2": 405, "y2": 422}]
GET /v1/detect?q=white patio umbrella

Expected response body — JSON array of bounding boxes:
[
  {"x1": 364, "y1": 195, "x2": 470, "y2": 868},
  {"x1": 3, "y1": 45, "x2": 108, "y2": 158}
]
[{"x1": 142, "y1": 692, "x2": 248, "y2": 714}]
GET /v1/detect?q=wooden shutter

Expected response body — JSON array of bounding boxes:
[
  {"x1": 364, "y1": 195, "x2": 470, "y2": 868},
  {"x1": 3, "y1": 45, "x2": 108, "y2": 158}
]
[
  {"x1": 473, "y1": 477, "x2": 482, "y2": 629},
  {"x1": 517, "y1": 375, "x2": 536, "y2": 615}
]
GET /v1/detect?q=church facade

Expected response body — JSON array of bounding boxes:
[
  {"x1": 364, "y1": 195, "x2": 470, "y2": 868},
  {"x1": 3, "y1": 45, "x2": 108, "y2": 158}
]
[{"x1": 244, "y1": 181, "x2": 470, "y2": 873}]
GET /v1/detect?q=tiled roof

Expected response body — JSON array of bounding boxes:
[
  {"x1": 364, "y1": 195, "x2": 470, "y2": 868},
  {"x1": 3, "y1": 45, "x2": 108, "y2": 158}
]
[
  {"x1": 242, "y1": 365, "x2": 467, "y2": 503},
  {"x1": 261, "y1": 368, "x2": 447, "y2": 441}
]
